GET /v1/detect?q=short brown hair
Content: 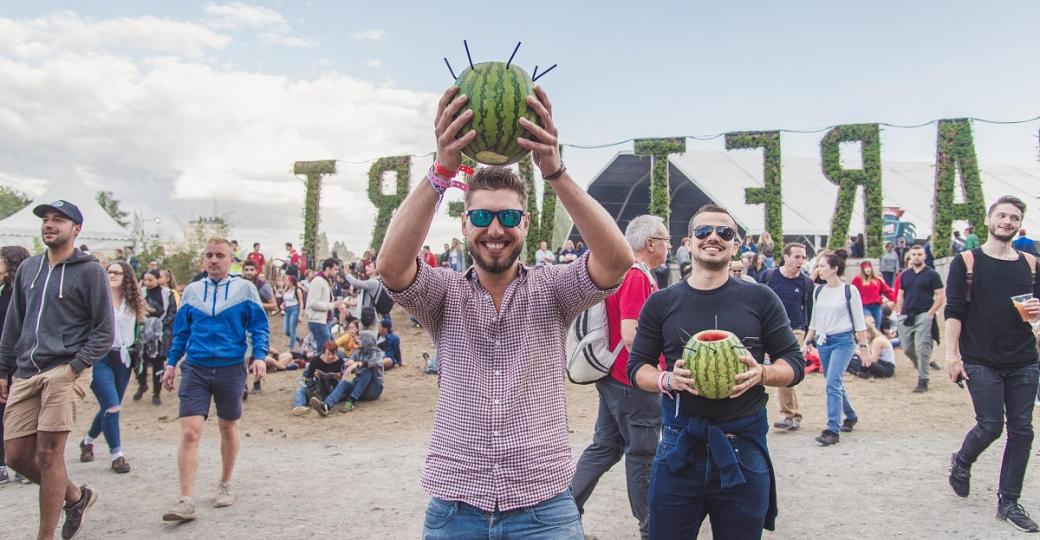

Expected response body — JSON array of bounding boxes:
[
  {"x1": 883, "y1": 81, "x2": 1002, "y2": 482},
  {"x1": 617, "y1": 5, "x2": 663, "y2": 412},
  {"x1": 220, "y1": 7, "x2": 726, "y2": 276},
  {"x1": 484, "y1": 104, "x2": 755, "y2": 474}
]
[
  {"x1": 464, "y1": 166, "x2": 528, "y2": 209},
  {"x1": 782, "y1": 242, "x2": 806, "y2": 256},
  {"x1": 988, "y1": 195, "x2": 1027, "y2": 217},
  {"x1": 688, "y1": 204, "x2": 736, "y2": 235}
]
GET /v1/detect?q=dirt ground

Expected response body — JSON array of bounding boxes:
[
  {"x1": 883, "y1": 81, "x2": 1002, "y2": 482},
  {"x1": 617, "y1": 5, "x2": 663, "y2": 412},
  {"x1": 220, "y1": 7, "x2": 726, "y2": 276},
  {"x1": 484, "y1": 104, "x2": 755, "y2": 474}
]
[{"x1": 2, "y1": 306, "x2": 1038, "y2": 539}]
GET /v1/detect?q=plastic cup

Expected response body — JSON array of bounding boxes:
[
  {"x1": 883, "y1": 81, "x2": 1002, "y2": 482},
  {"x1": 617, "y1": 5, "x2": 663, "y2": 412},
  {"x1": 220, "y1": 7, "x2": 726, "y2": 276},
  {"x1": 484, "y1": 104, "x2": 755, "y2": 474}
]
[{"x1": 1011, "y1": 293, "x2": 1035, "y2": 322}]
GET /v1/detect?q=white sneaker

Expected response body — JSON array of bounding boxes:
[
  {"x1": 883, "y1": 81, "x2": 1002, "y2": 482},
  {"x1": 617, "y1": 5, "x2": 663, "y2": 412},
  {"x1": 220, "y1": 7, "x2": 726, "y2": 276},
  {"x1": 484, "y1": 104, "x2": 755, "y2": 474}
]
[
  {"x1": 162, "y1": 496, "x2": 197, "y2": 522},
  {"x1": 214, "y1": 482, "x2": 235, "y2": 508},
  {"x1": 292, "y1": 406, "x2": 311, "y2": 416}
]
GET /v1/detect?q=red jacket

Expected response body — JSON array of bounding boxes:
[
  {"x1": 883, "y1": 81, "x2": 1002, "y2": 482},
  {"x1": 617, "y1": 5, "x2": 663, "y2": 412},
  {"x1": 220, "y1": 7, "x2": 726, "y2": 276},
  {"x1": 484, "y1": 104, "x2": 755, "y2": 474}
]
[{"x1": 852, "y1": 275, "x2": 896, "y2": 305}]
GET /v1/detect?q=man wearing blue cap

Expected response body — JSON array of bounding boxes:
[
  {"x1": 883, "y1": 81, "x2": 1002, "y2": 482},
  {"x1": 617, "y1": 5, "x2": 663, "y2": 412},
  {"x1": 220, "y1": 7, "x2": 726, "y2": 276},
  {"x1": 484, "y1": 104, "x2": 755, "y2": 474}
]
[{"x1": 0, "y1": 200, "x2": 114, "y2": 539}]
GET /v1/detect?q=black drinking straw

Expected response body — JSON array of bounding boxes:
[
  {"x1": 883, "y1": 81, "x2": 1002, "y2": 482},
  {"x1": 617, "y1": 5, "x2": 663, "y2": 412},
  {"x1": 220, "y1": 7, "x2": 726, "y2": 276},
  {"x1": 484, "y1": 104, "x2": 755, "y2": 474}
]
[
  {"x1": 464, "y1": 40, "x2": 474, "y2": 69},
  {"x1": 506, "y1": 42, "x2": 521, "y2": 69},
  {"x1": 532, "y1": 63, "x2": 557, "y2": 82},
  {"x1": 443, "y1": 58, "x2": 457, "y2": 80}
]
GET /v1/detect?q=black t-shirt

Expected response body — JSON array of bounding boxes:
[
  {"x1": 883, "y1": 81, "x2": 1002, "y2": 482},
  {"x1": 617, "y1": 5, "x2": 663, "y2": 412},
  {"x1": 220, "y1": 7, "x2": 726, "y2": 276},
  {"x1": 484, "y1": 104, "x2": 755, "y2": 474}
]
[
  {"x1": 763, "y1": 268, "x2": 814, "y2": 330},
  {"x1": 944, "y1": 249, "x2": 1040, "y2": 368},
  {"x1": 304, "y1": 356, "x2": 345, "y2": 377},
  {"x1": 628, "y1": 277, "x2": 806, "y2": 423},
  {"x1": 899, "y1": 266, "x2": 943, "y2": 316}
]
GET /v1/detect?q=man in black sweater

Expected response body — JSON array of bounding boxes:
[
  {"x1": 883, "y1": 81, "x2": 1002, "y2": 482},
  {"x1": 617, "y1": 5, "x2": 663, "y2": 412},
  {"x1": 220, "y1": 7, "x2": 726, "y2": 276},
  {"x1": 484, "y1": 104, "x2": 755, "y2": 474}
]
[
  {"x1": 628, "y1": 204, "x2": 805, "y2": 539},
  {"x1": 945, "y1": 195, "x2": 1040, "y2": 533}
]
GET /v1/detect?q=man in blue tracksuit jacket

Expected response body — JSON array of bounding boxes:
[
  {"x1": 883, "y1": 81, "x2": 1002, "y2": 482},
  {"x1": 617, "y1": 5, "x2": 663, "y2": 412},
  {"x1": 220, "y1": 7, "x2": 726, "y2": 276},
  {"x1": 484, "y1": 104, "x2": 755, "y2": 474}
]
[{"x1": 159, "y1": 238, "x2": 269, "y2": 523}]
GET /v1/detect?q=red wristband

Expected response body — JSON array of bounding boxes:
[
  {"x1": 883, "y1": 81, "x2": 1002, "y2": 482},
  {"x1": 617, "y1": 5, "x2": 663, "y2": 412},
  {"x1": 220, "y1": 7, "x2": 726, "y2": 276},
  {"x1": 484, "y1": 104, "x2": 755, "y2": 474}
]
[{"x1": 433, "y1": 161, "x2": 458, "y2": 179}]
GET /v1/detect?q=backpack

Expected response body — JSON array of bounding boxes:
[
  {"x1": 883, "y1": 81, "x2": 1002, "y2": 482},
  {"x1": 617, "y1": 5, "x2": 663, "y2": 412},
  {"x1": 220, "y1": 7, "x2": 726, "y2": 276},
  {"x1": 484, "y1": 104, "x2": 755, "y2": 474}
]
[
  {"x1": 813, "y1": 283, "x2": 855, "y2": 331},
  {"x1": 961, "y1": 248, "x2": 1037, "y2": 304},
  {"x1": 140, "y1": 317, "x2": 164, "y2": 359},
  {"x1": 373, "y1": 282, "x2": 395, "y2": 315},
  {"x1": 566, "y1": 264, "x2": 657, "y2": 384},
  {"x1": 360, "y1": 306, "x2": 377, "y2": 328}
]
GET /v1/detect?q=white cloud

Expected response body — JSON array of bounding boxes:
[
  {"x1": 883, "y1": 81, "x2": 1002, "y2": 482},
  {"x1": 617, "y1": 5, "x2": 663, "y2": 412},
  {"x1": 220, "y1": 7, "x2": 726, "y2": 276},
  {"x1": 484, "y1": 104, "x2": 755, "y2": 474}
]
[
  {"x1": 203, "y1": 3, "x2": 318, "y2": 48},
  {"x1": 0, "y1": 11, "x2": 230, "y2": 59},
  {"x1": 0, "y1": 11, "x2": 459, "y2": 253},
  {"x1": 366, "y1": 58, "x2": 383, "y2": 68},
  {"x1": 351, "y1": 29, "x2": 385, "y2": 41},
  {"x1": 204, "y1": 2, "x2": 286, "y2": 31}
]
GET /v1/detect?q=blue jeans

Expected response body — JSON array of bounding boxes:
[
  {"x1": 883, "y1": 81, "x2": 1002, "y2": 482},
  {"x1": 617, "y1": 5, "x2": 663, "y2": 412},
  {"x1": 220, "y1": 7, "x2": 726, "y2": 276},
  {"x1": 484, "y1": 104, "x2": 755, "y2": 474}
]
[
  {"x1": 817, "y1": 331, "x2": 857, "y2": 433},
  {"x1": 284, "y1": 305, "x2": 300, "y2": 351},
  {"x1": 422, "y1": 491, "x2": 583, "y2": 539},
  {"x1": 88, "y1": 350, "x2": 131, "y2": 453},
  {"x1": 956, "y1": 362, "x2": 1039, "y2": 503},
  {"x1": 647, "y1": 417, "x2": 772, "y2": 539},
  {"x1": 308, "y1": 321, "x2": 332, "y2": 350},
  {"x1": 862, "y1": 304, "x2": 882, "y2": 328},
  {"x1": 324, "y1": 369, "x2": 382, "y2": 406}
]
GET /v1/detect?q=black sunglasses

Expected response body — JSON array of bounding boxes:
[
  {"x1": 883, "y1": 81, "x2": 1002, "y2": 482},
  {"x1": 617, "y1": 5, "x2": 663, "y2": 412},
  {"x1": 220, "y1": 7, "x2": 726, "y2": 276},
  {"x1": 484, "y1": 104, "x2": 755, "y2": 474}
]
[
  {"x1": 692, "y1": 225, "x2": 736, "y2": 242},
  {"x1": 466, "y1": 209, "x2": 524, "y2": 228}
]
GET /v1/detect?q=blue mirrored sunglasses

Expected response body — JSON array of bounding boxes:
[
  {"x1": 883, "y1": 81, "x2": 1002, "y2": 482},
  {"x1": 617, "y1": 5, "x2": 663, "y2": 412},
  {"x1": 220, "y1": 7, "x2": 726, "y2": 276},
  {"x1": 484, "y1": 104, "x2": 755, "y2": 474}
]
[{"x1": 466, "y1": 209, "x2": 524, "y2": 228}]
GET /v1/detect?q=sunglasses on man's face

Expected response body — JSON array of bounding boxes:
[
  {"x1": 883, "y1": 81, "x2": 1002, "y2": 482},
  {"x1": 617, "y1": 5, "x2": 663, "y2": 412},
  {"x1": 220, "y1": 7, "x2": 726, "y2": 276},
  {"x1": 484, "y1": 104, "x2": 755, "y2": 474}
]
[
  {"x1": 466, "y1": 209, "x2": 524, "y2": 228},
  {"x1": 692, "y1": 225, "x2": 736, "y2": 242}
]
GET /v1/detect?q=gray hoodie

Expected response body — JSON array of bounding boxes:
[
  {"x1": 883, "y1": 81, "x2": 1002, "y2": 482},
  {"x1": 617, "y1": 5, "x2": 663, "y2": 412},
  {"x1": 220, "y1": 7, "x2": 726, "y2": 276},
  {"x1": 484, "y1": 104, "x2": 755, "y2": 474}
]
[
  {"x1": 350, "y1": 330, "x2": 384, "y2": 388},
  {"x1": 0, "y1": 249, "x2": 114, "y2": 379}
]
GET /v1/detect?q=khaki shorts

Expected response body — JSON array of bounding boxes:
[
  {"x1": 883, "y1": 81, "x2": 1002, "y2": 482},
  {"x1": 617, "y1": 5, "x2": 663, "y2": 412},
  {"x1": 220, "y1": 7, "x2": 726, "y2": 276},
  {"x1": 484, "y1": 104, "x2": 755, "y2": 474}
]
[{"x1": 3, "y1": 364, "x2": 91, "y2": 440}]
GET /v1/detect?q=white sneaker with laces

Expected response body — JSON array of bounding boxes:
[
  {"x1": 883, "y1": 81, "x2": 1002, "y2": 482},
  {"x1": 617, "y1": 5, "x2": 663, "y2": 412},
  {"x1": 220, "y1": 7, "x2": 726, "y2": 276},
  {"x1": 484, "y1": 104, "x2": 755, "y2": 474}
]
[{"x1": 214, "y1": 482, "x2": 235, "y2": 508}]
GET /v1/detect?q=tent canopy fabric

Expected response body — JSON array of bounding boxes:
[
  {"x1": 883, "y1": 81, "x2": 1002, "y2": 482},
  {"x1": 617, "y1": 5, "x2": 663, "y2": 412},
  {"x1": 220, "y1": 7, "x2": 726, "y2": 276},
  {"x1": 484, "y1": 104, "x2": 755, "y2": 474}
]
[
  {"x1": 578, "y1": 150, "x2": 1040, "y2": 242},
  {"x1": 0, "y1": 181, "x2": 132, "y2": 251}
]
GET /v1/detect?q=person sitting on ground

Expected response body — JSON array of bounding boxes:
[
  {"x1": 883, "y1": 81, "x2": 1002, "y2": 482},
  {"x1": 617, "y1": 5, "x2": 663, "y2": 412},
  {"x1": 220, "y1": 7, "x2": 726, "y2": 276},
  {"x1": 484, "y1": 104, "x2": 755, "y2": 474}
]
[
  {"x1": 261, "y1": 345, "x2": 307, "y2": 372},
  {"x1": 379, "y1": 319, "x2": 402, "y2": 368},
  {"x1": 335, "y1": 320, "x2": 360, "y2": 357},
  {"x1": 310, "y1": 330, "x2": 384, "y2": 416},
  {"x1": 291, "y1": 341, "x2": 346, "y2": 416},
  {"x1": 848, "y1": 315, "x2": 896, "y2": 379}
]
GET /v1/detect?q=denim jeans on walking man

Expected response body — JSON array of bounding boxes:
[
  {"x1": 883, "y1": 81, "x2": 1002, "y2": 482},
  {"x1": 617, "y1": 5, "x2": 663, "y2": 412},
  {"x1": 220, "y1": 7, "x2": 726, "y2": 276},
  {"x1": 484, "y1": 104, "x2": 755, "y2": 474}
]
[
  {"x1": 955, "y1": 362, "x2": 1039, "y2": 503},
  {"x1": 571, "y1": 377, "x2": 660, "y2": 539},
  {"x1": 897, "y1": 313, "x2": 933, "y2": 381},
  {"x1": 421, "y1": 490, "x2": 583, "y2": 539},
  {"x1": 817, "y1": 331, "x2": 857, "y2": 434},
  {"x1": 308, "y1": 321, "x2": 332, "y2": 350},
  {"x1": 88, "y1": 350, "x2": 131, "y2": 454}
]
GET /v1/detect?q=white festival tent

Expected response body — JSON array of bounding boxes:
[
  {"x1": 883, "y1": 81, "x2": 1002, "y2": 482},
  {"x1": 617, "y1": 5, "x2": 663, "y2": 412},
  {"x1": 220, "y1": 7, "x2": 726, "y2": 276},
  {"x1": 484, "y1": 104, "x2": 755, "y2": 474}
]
[{"x1": 0, "y1": 180, "x2": 132, "y2": 252}]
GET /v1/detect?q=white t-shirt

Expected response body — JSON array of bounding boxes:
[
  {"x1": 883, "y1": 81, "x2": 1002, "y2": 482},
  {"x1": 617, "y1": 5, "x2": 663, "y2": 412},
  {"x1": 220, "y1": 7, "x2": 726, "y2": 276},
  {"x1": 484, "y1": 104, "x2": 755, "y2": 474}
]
[
  {"x1": 535, "y1": 249, "x2": 555, "y2": 267},
  {"x1": 809, "y1": 283, "x2": 867, "y2": 336},
  {"x1": 875, "y1": 338, "x2": 896, "y2": 365}
]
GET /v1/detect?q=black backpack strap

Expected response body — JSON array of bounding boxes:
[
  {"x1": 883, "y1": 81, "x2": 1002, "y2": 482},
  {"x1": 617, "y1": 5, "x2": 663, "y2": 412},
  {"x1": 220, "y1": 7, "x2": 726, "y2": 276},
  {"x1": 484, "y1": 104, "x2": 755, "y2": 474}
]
[{"x1": 844, "y1": 284, "x2": 855, "y2": 329}]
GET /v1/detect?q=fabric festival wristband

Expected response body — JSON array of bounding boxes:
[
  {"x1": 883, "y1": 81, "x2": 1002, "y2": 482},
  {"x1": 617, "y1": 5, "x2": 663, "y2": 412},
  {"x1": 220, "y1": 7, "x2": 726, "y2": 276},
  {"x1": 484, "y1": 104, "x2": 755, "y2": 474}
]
[
  {"x1": 427, "y1": 169, "x2": 470, "y2": 210},
  {"x1": 433, "y1": 161, "x2": 458, "y2": 179},
  {"x1": 657, "y1": 370, "x2": 674, "y2": 399}
]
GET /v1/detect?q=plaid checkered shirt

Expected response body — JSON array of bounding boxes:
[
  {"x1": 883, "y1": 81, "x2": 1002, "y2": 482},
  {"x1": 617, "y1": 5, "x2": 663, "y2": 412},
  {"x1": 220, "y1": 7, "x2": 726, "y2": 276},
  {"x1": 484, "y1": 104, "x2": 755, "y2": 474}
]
[{"x1": 388, "y1": 252, "x2": 617, "y2": 512}]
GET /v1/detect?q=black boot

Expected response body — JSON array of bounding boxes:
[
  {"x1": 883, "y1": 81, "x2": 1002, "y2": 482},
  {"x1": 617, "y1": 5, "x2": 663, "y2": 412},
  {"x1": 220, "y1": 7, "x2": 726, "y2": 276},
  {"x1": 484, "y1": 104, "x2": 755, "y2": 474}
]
[
  {"x1": 132, "y1": 384, "x2": 147, "y2": 401},
  {"x1": 913, "y1": 379, "x2": 928, "y2": 393}
]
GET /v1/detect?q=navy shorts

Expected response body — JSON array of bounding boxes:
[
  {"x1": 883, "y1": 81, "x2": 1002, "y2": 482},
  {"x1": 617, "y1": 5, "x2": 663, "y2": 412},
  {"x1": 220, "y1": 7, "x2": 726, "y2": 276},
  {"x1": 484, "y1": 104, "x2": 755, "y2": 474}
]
[{"x1": 178, "y1": 363, "x2": 247, "y2": 421}]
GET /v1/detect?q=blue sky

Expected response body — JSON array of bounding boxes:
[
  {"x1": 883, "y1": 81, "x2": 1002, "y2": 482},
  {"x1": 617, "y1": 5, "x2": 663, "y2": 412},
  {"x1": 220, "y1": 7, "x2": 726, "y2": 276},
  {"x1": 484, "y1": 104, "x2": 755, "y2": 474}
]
[{"x1": 1, "y1": 1, "x2": 1038, "y2": 252}]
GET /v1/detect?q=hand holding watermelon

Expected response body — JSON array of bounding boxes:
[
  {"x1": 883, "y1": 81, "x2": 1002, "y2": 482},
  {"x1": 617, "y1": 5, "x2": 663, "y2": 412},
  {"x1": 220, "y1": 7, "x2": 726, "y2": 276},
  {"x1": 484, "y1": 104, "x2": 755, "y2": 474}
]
[
  {"x1": 516, "y1": 86, "x2": 562, "y2": 178},
  {"x1": 434, "y1": 86, "x2": 478, "y2": 172},
  {"x1": 669, "y1": 358, "x2": 699, "y2": 396},
  {"x1": 729, "y1": 351, "x2": 764, "y2": 399}
]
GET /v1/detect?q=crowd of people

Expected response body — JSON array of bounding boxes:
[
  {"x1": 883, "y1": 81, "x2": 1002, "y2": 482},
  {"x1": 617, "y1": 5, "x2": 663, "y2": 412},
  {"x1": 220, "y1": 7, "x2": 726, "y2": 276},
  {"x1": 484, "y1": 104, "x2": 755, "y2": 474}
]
[{"x1": 2, "y1": 83, "x2": 1039, "y2": 540}]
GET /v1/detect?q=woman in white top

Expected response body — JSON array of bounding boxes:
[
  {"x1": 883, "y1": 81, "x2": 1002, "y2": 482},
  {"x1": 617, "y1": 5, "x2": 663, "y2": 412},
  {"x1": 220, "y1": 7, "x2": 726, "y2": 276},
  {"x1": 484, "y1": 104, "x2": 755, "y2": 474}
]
[
  {"x1": 804, "y1": 250, "x2": 870, "y2": 446},
  {"x1": 80, "y1": 261, "x2": 147, "y2": 473},
  {"x1": 850, "y1": 315, "x2": 896, "y2": 379}
]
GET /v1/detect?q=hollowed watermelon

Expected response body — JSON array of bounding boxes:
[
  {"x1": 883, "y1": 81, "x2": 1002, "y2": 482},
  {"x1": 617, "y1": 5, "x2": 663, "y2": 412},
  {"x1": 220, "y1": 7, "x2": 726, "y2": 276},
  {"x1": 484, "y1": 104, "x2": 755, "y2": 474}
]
[
  {"x1": 681, "y1": 330, "x2": 749, "y2": 399},
  {"x1": 453, "y1": 62, "x2": 538, "y2": 166}
]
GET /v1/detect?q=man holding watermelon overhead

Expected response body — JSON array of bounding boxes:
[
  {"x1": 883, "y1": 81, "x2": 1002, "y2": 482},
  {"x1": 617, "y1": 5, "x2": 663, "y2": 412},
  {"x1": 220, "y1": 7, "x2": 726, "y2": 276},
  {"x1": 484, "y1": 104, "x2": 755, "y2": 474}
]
[
  {"x1": 378, "y1": 84, "x2": 633, "y2": 539},
  {"x1": 628, "y1": 204, "x2": 806, "y2": 539}
]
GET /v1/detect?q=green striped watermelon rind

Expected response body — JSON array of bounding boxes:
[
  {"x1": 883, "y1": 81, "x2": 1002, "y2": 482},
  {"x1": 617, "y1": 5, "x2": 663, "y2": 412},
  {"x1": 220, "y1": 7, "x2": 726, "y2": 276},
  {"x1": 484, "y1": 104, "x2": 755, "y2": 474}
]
[
  {"x1": 453, "y1": 62, "x2": 538, "y2": 166},
  {"x1": 681, "y1": 330, "x2": 749, "y2": 400}
]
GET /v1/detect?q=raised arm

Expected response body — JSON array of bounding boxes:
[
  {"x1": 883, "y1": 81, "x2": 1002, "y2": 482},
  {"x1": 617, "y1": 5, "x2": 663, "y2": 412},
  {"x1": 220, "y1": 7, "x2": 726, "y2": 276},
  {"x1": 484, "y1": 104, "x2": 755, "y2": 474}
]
[
  {"x1": 517, "y1": 87, "x2": 633, "y2": 289},
  {"x1": 379, "y1": 87, "x2": 476, "y2": 291}
]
